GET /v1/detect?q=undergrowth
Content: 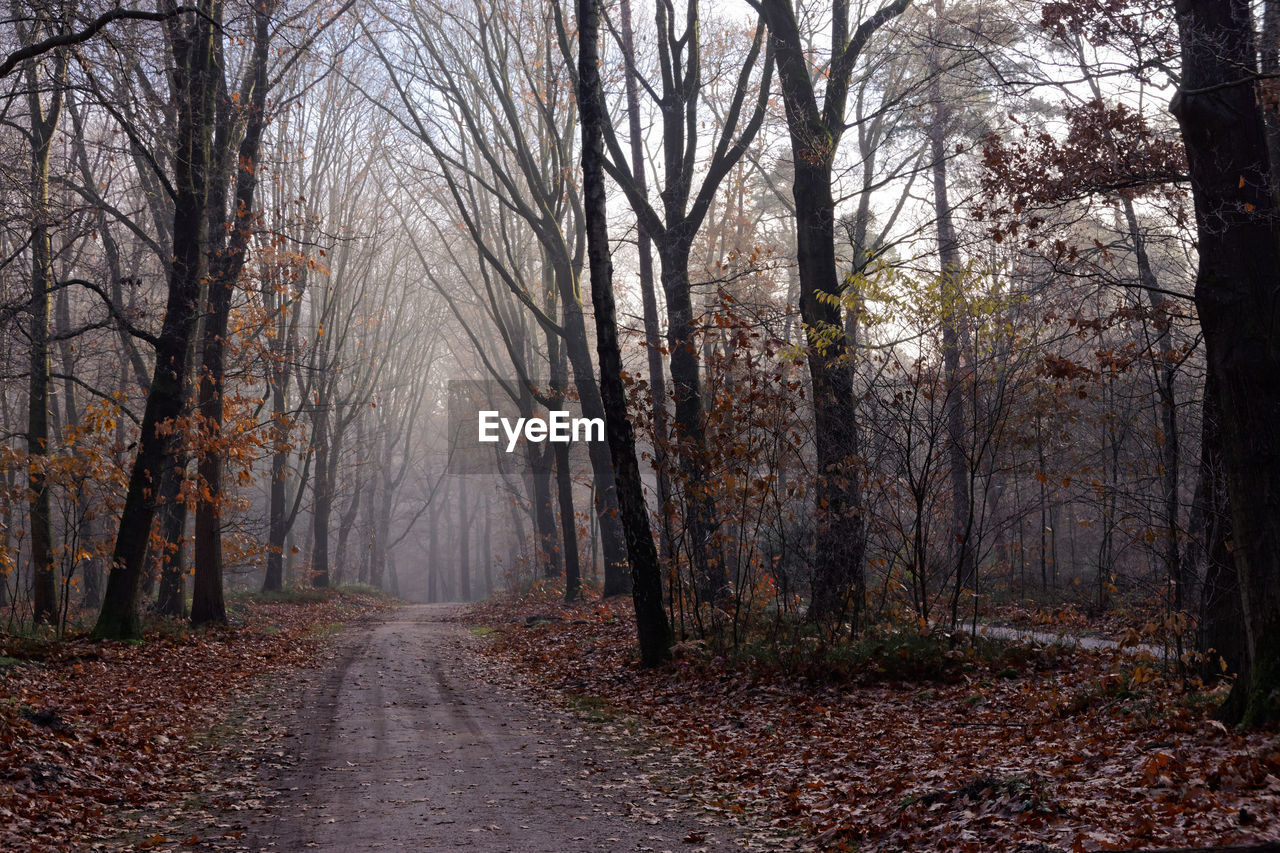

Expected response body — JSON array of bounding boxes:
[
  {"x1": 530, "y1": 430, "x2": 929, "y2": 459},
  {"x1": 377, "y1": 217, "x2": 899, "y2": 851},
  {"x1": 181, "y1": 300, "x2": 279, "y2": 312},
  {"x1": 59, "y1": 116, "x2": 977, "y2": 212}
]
[{"x1": 682, "y1": 616, "x2": 1076, "y2": 685}]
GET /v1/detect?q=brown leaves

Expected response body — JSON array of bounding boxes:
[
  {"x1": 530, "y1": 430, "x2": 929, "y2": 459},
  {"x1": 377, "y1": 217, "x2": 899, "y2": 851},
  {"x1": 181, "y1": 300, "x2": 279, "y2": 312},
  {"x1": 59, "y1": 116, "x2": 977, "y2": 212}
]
[
  {"x1": 0, "y1": 590, "x2": 389, "y2": 851},
  {"x1": 976, "y1": 99, "x2": 1185, "y2": 244},
  {"x1": 477, "y1": 597, "x2": 1280, "y2": 852},
  {"x1": 1040, "y1": 0, "x2": 1174, "y2": 53}
]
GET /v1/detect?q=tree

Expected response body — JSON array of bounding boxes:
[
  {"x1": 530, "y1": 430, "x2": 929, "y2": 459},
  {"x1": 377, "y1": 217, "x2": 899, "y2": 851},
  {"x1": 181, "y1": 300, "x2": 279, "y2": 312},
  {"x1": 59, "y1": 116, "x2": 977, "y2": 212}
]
[
  {"x1": 407, "y1": 201, "x2": 567, "y2": 583},
  {"x1": 754, "y1": 0, "x2": 910, "y2": 626},
  {"x1": 923, "y1": 0, "x2": 975, "y2": 615},
  {"x1": 373, "y1": 0, "x2": 632, "y2": 595},
  {"x1": 257, "y1": 51, "x2": 326, "y2": 592},
  {"x1": 577, "y1": 0, "x2": 671, "y2": 665},
  {"x1": 614, "y1": 0, "x2": 674, "y2": 563},
  {"x1": 190, "y1": 0, "x2": 275, "y2": 626},
  {"x1": 596, "y1": 0, "x2": 774, "y2": 600},
  {"x1": 1170, "y1": 0, "x2": 1280, "y2": 726},
  {"x1": 93, "y1": 0, "x2": 220, "y2": 640},
  {"x1": 10, "y1": 0, "x2": 73, "y2": 624}
]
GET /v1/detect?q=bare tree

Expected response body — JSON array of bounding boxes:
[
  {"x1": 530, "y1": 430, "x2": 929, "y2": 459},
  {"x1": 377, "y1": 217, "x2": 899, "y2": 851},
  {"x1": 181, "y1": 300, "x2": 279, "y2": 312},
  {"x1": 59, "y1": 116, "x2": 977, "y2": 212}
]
[
  {"x1": 371, "y1": 0, "x2": 632, "y2": 593},
  {"x1": 94, "y1": 0, "x2": 221, "y2": 640},
  {"x1": 578, "y1": 0, "x2": 670, "y2": 664},
  {"x1": 593, "y1": 0, "x2": 774, "y2": 599},
  {"x1": 754, "y1": 0, "x2": 910, "y2": 627},
  {"x1": 9, "y1": 0, "x2": 74, "y2": 624}
]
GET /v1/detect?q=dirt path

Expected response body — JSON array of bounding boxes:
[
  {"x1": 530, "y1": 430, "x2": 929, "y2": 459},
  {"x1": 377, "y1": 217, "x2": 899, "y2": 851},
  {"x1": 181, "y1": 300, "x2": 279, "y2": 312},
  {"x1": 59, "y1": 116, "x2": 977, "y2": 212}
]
[{"x1": 238, "y1": 605, "x2": 744, "y2": 852}]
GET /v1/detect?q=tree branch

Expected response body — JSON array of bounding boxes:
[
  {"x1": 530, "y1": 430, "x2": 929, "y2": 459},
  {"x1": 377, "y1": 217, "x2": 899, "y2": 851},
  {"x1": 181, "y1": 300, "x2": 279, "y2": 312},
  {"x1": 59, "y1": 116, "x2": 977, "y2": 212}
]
[
  {"x1": 60, "y1": 278, "x2": 161, "y2": 347},
  {"x1": 0, "y1": 6, "x2": 197, "y2": 78}
]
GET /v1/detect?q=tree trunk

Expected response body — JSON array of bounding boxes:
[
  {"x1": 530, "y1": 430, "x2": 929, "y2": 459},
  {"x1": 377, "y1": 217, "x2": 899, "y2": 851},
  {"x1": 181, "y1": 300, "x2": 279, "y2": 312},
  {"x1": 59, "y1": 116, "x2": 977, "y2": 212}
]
[
  {"x1": 928, "y1": 43, "x2": 975, "y2": 617},
  {"x1": 1122, "y1": 198, "x2": 1186, "y2": 627},
  {"x1": 578, "y1": 0, "x2": 671, "y2": 665},
  {"x1": 21, "y1": 35, "x2": 63, "y2": 626},
  {"x1": 792, "y1": 157, "x2": 866, "y2": 626},
  {"x1": 1261, "y1": 0, "x2": 1280, "y2": 193},
  {"x1": 261, "y1": 212, "x2": 306, "y2": 593},
  {"x1": 94, "y1": 1, "x2": 221, "y2": 640},
  {"x1": 371, "y1": 466, "x2": 393, "y2": 590},
  {"x1": 549, "y1": 260, "x2": 629, "y2": 595},
  {"x1": 1193, "y1": 377, "x2": 1244, "y2": 695},
  {"x1": 54, "y1": 287, "x2": 100, "y2": 612},
  {"x1": 483, "y1": 499, "x2": 494, "y2": 598},
  {"x1": 1, "y1": 464, "x2": 13, "y2": 609},
  {"x1": 555, "y1": 441, "x2": 581, "y2": 601},
  {"x1": 549, "y1": 324, "x2": 581, "y2": 601},
  {"x1": 617, "y1": 0, "x2": 675, "y2": 566},
  {"x1": 334, "y1": 467, "x2": 364, "y2": 582},
  {"x1": 1170, "y1": 0, "x2": 1280, "y2": 726},
  {"x1": 311, "y1": 393, "x2": 333, "y2": 588},
  {"x1": 427, "y1": 494, "x2": 439, "y2": 603},
  {"x1": 192, "y1": 0, "x2": 271, "y2": 626},
  {"x1": 458, "y1": 475, "x2": 471, "y2": 601},
  {"x1": 658, "y1": 239, "x2": 721, "y2": 601},
  {"x1": 264, "y1": 361, "x2": 290, "y2": 591},
  {"x1": 528, "y1": 442, "x2": 559, "y2": 578},
  {"x1": 153, "y1": 454, "x2": 190, "y2": 617}
]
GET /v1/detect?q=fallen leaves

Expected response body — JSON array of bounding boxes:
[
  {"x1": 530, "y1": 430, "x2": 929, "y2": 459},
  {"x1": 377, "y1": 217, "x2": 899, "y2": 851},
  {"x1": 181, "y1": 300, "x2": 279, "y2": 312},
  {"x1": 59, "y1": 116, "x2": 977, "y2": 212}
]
[
  {"x1": 474, "y1": 597, "x2": 1280, "y2": 852},
  {"x1": 0, "y1": 590, "x2": 390, "y2": 852}
]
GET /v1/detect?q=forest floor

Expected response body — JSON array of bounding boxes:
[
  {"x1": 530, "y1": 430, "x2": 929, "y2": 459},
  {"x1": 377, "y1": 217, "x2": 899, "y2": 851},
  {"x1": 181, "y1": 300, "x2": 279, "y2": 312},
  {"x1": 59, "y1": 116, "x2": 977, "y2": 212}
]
[
  {"x1": 7, "y1": 593, "x2": 1280, "y2": 851},
  {"x1": 0, "y1": 586, "x2": 395, "y2": 852},
  {"x1": 468, "y1": 595, "x2": 1280, "y2": 852},
  {"x1": 221, "y1": 602, "x2": 765, "y2": 852},
  {"x1": 6, "y1": 597, "x2": 762, "y2": 852}
]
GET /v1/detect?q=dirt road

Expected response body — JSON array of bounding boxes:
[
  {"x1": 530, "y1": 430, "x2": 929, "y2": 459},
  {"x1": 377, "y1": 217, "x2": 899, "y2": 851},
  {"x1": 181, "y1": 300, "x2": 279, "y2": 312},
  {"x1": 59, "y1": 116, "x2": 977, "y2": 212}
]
[{"x1": 239, "y1": 605, "x2": 739, "y2": 852}]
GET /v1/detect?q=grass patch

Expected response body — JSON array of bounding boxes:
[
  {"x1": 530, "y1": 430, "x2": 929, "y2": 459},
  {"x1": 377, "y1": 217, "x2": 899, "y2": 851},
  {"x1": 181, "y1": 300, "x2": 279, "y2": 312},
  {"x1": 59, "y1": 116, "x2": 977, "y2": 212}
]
[
  {"x1": 305, "y1": 621, "x2": 343, "y2": 638},
  {"x1": 727, "y1": 623, "x2": 968, "y2": 683},
  {"x1": 564, "y1": 692, "x2": 616, "y2": 723},
  {"x1": 468, "y1": 625, "x2": 498, "y2": 638},
  {"x1": 335, "y1": 582, "x2": 392, "y2": 598},
  {"x1": 229, "y1": 586, "x2": 330, "y2": 605},
  {"x1": 716, "y1": 617, "x2": 1074, "y2": 685},
  {"x1": 227, "y1": 582, "x2": 398, "y2": 607}
]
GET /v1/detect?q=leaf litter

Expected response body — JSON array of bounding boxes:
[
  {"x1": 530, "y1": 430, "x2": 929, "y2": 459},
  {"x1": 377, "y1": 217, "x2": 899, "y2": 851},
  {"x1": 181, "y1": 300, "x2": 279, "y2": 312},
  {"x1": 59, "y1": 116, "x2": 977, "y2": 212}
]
[
  {"x1": 472, "y1": 597, "x2": 1280, "y2": 852},
  {"x1": 0, "y1": 590, "x2": 392, "y2": 852}
]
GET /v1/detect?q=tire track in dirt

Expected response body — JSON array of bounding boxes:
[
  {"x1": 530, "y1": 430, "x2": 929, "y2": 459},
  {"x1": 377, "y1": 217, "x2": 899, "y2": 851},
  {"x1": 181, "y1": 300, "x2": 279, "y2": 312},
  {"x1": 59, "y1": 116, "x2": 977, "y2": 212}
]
[{"x1": 239, "y1": 604, "x2": 746, "y2": 851}]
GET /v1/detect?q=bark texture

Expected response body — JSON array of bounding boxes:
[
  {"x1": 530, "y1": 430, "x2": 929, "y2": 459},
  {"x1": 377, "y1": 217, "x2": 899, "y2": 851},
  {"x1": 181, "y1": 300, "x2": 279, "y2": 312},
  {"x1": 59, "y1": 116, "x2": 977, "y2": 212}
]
[
  {"x1": 1170, "y1": 0, "x2": 1280, "y2": 726},
  {"x1": 94, "y1": 0, "x2": 221, "y2": 639},
  {"x1": 577, "y1": 0, "x2": 671, "y2": 666}
]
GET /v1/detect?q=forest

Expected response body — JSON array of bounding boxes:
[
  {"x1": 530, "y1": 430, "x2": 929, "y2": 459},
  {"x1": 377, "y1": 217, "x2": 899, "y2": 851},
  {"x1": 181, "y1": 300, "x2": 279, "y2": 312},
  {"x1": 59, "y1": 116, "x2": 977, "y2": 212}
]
[{"x1": 2, "y1": 0, "x2": 1280, "y2": 849}]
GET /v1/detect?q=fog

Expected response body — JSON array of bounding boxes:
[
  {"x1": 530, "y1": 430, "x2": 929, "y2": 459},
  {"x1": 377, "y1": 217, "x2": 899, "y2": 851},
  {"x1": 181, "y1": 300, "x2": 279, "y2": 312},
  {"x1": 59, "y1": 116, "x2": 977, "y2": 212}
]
[{"x1": 0, "y1": 0, "x2": 1230, "y2": 661}]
